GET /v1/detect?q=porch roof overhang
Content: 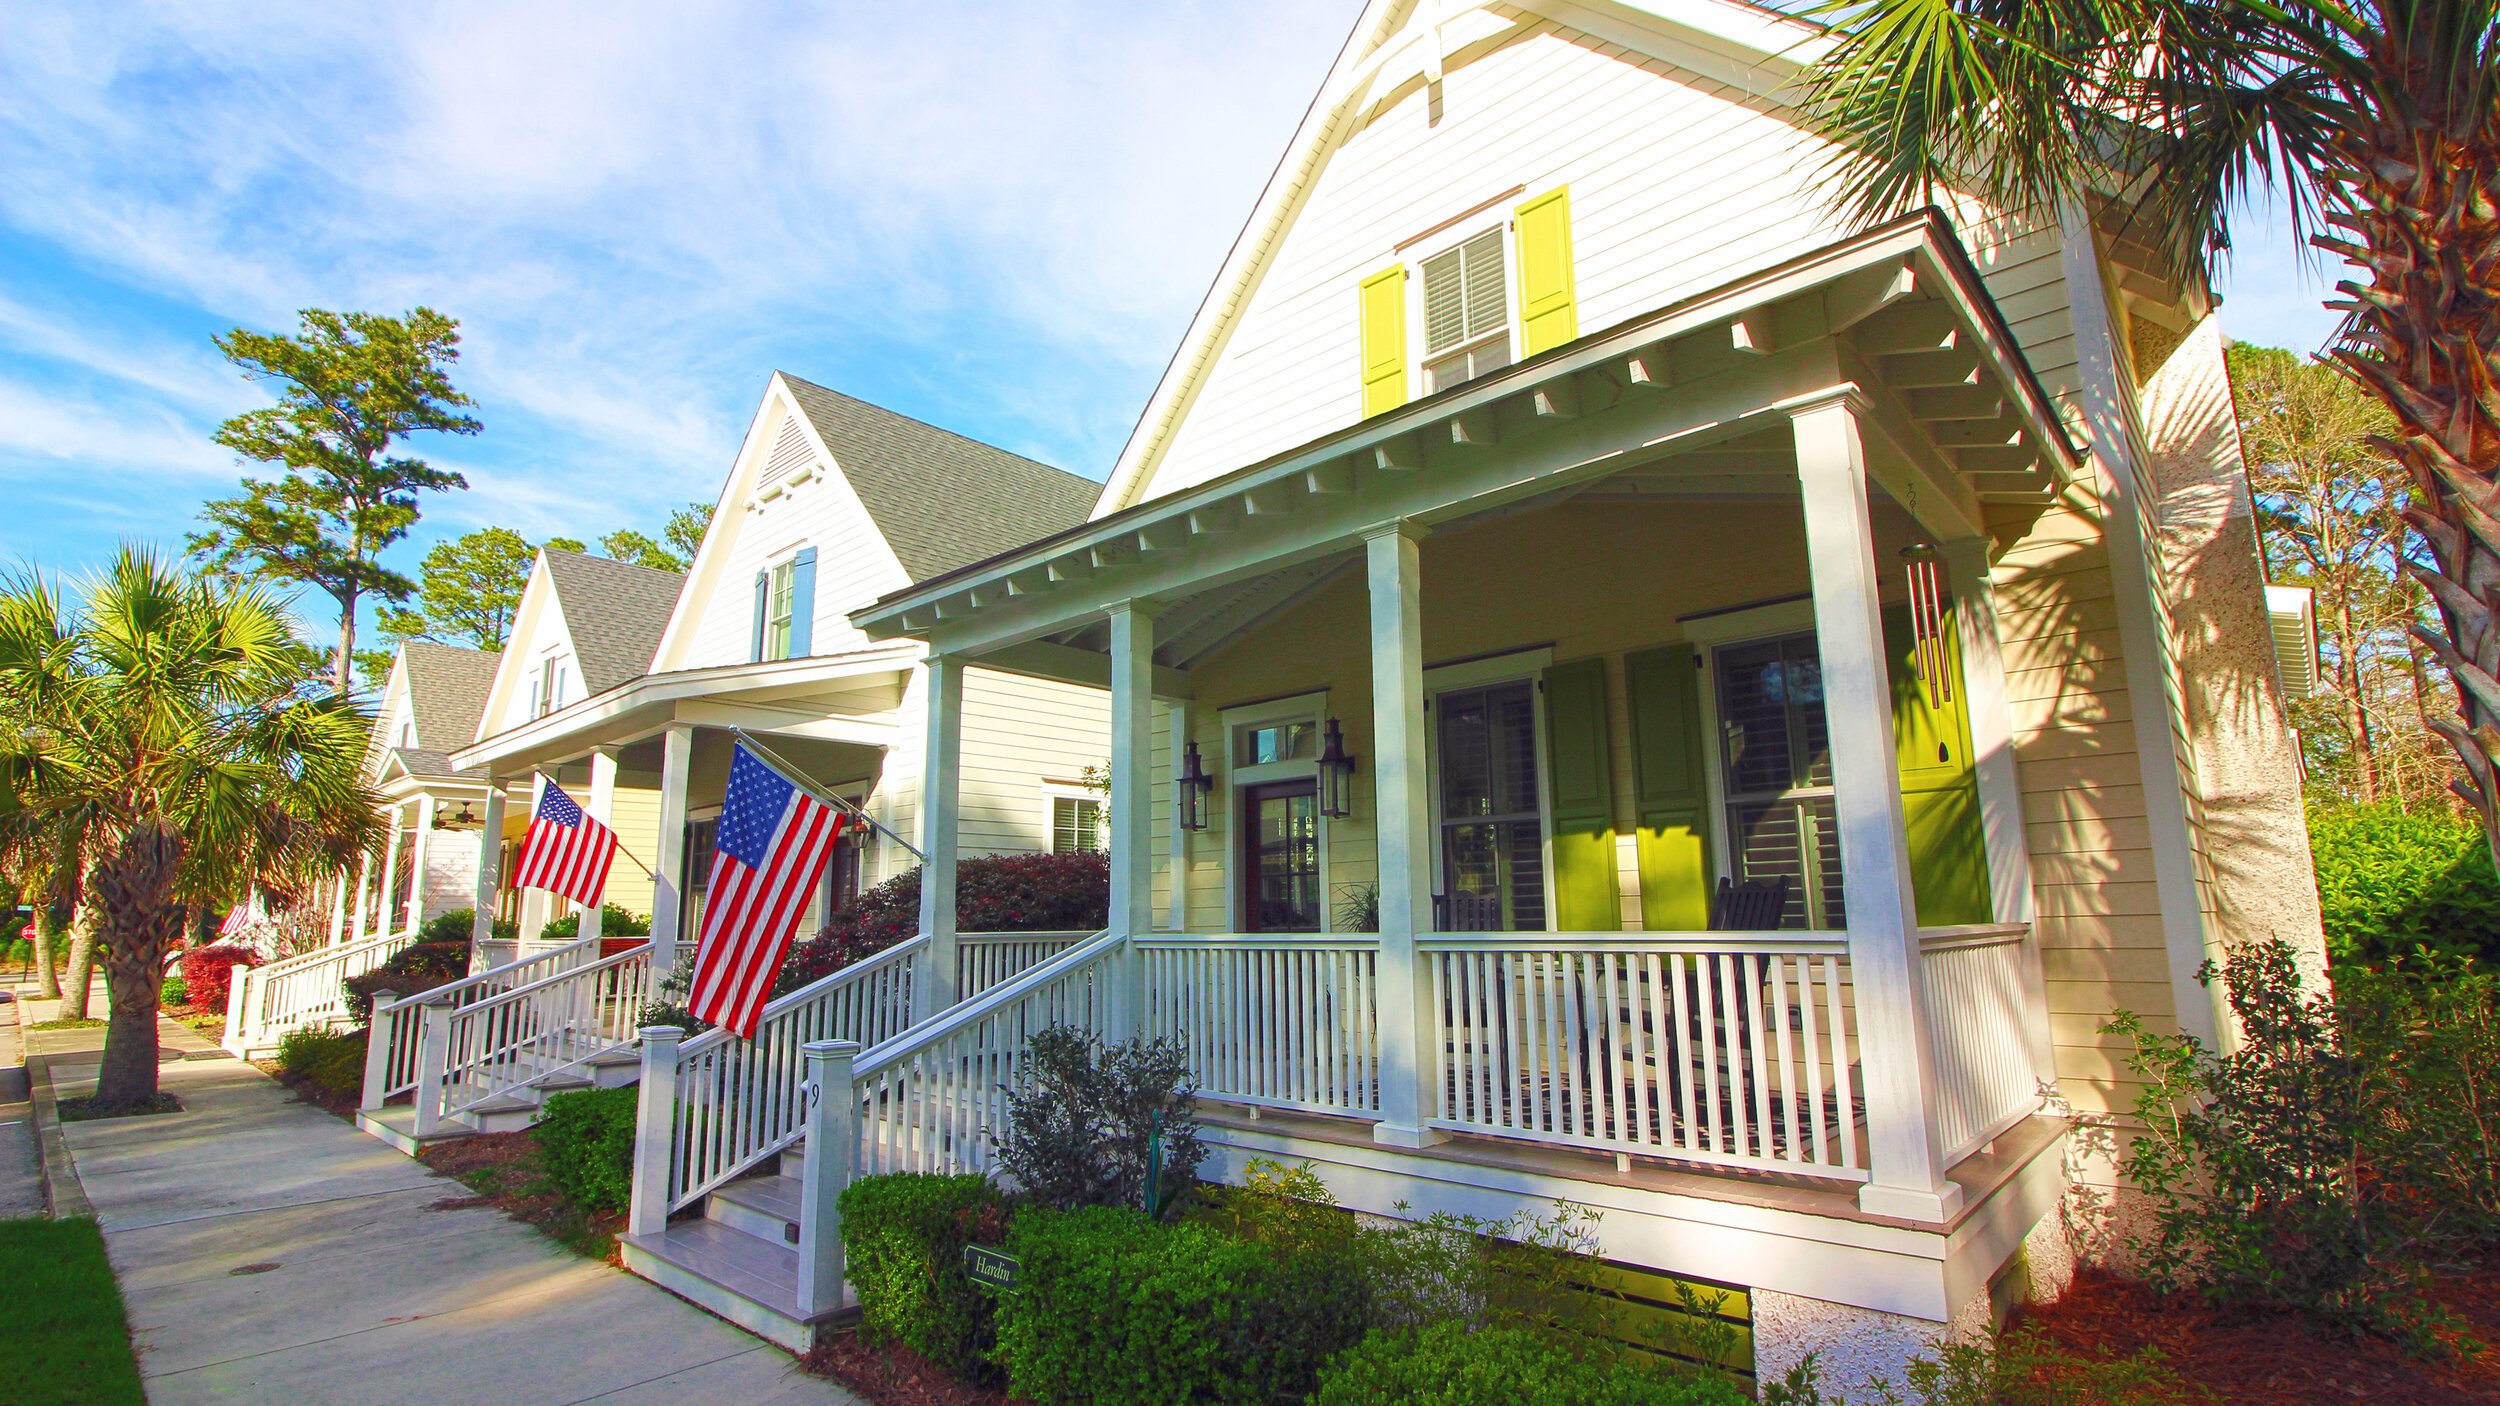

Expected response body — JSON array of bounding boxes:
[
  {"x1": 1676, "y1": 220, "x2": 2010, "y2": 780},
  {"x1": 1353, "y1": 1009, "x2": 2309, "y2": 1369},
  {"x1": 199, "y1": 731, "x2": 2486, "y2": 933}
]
[
  {"x1": 448, "y1": 642, "x2": 920, "y2": 777},
  {"x1": 851, "y1": 211, "x2": 2083, "y2": 678}
]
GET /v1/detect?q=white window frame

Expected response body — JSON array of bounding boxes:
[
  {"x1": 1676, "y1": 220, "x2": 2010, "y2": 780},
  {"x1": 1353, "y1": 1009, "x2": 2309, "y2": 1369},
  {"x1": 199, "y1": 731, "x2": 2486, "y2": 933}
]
[
  {"x1": 537, "y1": 652, "x2": 570, "y2": 718},
  {"x1": 1679, "y1": 597, "x2": 1829, "y2": 922},
  {"x1": 1408, "y1": 217, "x2": 1518, "y2": 400},
  {"x1": 1041, "y1": 781, "x2": 1107, "y2": 855},
  {"x1": 761, "y1": 553, "x2": 801, "y2": 662},
  {"x1": 1220, "y1": 691, "x2": 1330, "y2": 932},
  {"x1": 1420, "y1": 646, "x2": 1555, "y2": 932}
]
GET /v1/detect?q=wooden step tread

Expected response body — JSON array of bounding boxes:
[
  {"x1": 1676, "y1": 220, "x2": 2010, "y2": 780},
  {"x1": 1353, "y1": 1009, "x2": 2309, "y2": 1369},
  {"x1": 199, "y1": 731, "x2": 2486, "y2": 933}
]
[
  {"x1": 713, "y1": 1174, "x2": 802, "y2": 1222},
  {"x1": 623, "y1": 1220, "x2": 807, "y2": 1310}
]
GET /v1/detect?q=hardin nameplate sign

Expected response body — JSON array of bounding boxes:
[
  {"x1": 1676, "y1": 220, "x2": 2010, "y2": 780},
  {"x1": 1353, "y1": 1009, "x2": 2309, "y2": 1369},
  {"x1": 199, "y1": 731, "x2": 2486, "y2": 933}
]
[{"x1": 964, "y1": 1244, "x2": 1019, "y2": 1293}]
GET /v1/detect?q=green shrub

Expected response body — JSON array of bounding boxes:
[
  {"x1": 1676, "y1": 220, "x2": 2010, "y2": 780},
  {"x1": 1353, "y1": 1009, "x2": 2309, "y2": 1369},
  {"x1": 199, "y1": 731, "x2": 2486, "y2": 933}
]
[
  {"x1": 342, "y1": 941, "x2": 471, "y2": 1024},
  {"x1": 1314, "y1": 1323, "x2": 1747, "y2": 1406},
  {"x1": 840, "y1": 1173, "x2": 1016, "y2": 1384},
  {"x1": 539, "y1": 904, "x2": 650, "y2": 943},
  {"x1": 2306, "y1": 801, "x2": 2500, "y2": 965},
  {"x1": 534, "y1": 1087, "x2": 637, "y2": 1213},
  {"x1": 159, "y1": 974, "x2": 188, "y2": 1007},
  {"x1": 997, "y1": 1205, "x2": 1371, "y2": 1405},
  {"x1": 274, "y1": 1026, "x2": 368, "y2": 1095},
  {"x1": 999, "y1": 1025, "x2": 1203, "y2": 1214},
  {"x1": 420, "y1": 907, "x2": 516, "y2": 946},
  {"x1": 2341, "y1": 956, "x2": 2500, "y2": 1239}
]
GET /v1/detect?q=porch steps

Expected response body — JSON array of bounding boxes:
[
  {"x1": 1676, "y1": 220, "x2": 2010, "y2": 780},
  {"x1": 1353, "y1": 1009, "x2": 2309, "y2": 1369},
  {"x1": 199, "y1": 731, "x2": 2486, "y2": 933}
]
[
  {"x1": 619, "y1": 1149, "x2": 848, "y2": 1353},
  {"x1": 355, "y1": 1044, "x2": 648, "y2": 1146}
]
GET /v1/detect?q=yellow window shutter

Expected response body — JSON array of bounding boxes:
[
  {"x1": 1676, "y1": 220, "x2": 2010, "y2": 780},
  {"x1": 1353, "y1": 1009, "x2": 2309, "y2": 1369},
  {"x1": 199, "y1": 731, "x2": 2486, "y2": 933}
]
[
  {"x1": 1514, "y1": 185, "x2": 1578, "y2": 358},
  {"x1": 1359, "y1": 265, "x2": 1408, "y2": 418}
]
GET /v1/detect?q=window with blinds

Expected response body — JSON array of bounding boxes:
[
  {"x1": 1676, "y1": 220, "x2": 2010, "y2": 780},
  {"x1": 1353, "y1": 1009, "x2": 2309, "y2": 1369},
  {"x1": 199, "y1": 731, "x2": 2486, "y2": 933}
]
[
  {"x1": 762, "y1": 558, "x2": 798, "y2": 661},
  {"x1": 1052, "y1": 796, "x2": 1103, "y2": 854},
  {"x1": 1420, "y1": 228, "x2": 1512, "y2": 395},
  {"x1": 1713, "y1": 633, "x2": 1845, "y2": 929},
  {"x1": 1435, "y1": 679, "x2": 1546, "y2": 932}
]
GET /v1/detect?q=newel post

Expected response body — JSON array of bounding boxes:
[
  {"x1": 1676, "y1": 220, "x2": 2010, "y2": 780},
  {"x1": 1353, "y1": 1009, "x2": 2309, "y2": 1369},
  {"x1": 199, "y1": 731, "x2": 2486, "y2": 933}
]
[
  {"x1": 628, "y1": 1025, "x2": 685, "y2": 1239},
  {"x1": 411, "y1": 994, "x2": 454, "y2": 1138},
  {"x1": 358, "y1": 990, "x2": 401, "y2": 1111},
  {"x1": 223, "y1": 960, "x2": 251, "y2": 1049},
  {"x1": 796, "y1": 1039, "x2": 861, "y2": 1317}
]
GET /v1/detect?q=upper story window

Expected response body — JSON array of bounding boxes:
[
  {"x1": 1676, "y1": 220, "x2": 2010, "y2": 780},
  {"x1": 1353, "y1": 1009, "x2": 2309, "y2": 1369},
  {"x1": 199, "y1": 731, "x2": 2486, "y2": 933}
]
[
  {"x1": 536, "y1": 655, "x2": 569, "y2": 718},
  {"x1": 1420, "y1": 227, "x2": 1512, "y2": 394},
  {"x1": 763, "y1": 557, "x2": 799, "y2": 661},
  {"x1": 399, "y1": 719, "x2": 416, "y2": 749}
]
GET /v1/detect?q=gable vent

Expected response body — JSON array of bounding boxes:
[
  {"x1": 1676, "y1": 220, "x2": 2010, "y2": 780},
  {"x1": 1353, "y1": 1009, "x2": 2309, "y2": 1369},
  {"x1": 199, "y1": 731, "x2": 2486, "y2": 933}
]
[{"x1": 758, "y1": 415, "x2": 817, "y2": 488}]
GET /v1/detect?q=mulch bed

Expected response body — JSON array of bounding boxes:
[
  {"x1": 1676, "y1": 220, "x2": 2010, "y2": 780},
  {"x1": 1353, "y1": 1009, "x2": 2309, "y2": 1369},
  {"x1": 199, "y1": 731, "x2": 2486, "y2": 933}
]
[
  {"x1": 798, "y1": 1330, "x2": 1010, "y2": 1406},
  {"x1": 55, "y1": 1092, "x2": 181, "y2": 1121},
  {"x1": 257, "y1": 1063, "x2": 362, "y2": 1122},
  {"x1": 414, "y1": 1129, "x2": 626, "y2": 1261},
  {"x1": 2017, "y1": 1263, "x2": 2500, "y2": 1405}
]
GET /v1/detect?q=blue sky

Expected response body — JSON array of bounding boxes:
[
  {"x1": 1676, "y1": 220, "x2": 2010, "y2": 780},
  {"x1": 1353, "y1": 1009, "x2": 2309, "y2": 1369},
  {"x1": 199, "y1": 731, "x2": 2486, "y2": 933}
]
[{"x1": 0, "y1": 1, "x2": 2347, "y2": 648}]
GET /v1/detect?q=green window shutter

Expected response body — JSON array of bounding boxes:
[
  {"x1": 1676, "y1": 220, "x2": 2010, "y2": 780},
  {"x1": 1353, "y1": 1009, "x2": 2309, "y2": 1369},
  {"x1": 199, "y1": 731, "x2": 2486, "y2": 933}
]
[
  {"x1": 1883, "y1": 603, "x2": 1993, "y2": 925},
  {"x1": 1514, "y1": 186, "x2": 1578, "y2": 358},
  {"x1": 1625, "y1": 645, "x2": 1712, "y2": 931},
  {"x1": 1542, "y1": 658, "x2": 1621, "y2": 932},
  {"x1": 751, "y1": 570, "x2": 768, "y2": 663},
  {"x1": 1359, "y1": 265, "x2": 1408, "y2": 418}
]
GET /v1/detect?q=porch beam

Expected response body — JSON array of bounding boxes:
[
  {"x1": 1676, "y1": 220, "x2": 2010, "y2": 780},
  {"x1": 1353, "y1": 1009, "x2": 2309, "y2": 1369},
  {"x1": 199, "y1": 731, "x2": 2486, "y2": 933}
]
[
  {"x1": 914, "y1": 655, "x2": 966, "y2": 1021},
  {"x1": 649, "y1": 725, "x2": 694, "y2": 972},
  {"x1": 469, "y1": 783, "x2": 508, "y2": 958},
  {"x1": 1365, "y1": 521, "x2": 1442, "y2": 1149},
  {"x1": 1791, "y1": 393, "x2": 1962, "y2": 1223}
]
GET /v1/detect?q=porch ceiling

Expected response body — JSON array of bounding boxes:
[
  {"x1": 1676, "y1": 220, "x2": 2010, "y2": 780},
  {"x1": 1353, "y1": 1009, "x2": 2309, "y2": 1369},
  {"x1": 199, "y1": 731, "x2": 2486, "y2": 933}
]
[{"x1": 853, "y1": 211, "x2": 2083, "y2": 670}]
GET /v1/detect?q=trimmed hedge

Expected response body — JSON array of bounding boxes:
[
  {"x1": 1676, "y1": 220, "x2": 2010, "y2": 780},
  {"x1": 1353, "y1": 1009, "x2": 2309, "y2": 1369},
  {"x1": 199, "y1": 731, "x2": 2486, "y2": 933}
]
[
  {"x1": 274, "y1": 1026, "x2": 367, "y2": 1096},
  {"x1": 540, "y1": 904, "x2": 650, "y2": 943},
  {"x1": 777, "y1": 851, "x2": 1109, "y2": 994},
  {"x1": 343, "y1": 941, "x2": 471, "y2": 1024},
  {"x1": 1313, "y1": 1323, "x2": 1750, "y2": 1406},
  {"x1": 534, "y1": 1087, "x2": 637, "y2": 1213},
  {"x1": 841, "y1": 1172, "x2": 1016, "y2": 1383},
  {"x1": 421, "y1": 907, "x2": 516, "y2": 946},
  {"x1": 996, "y1": 1205, "x2": 1371, "y2": 1405},
  {"x1": 179, "y1": 944, "x2": 257, "y2": 1014}
]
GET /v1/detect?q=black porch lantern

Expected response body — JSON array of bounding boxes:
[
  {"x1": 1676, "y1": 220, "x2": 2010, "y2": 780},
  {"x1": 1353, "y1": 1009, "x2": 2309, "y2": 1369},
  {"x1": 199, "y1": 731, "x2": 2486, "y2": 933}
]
[
  {"x1": 1318, "y1": 717, "x2": 1357, "y2": 818},
  {"x1": 1177, "y1": 740, "x2": 1214, "y2": 831}
]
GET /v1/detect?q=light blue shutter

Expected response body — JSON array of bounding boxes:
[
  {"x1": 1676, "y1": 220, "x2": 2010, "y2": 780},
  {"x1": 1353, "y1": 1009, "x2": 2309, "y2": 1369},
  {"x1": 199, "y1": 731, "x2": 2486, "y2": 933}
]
[
  {"x1": 788, "y1": 547, "x2": 818, "y2": 658},
  {"x1": 751, "y1": 570, "x2": 768, "y2": 663}
]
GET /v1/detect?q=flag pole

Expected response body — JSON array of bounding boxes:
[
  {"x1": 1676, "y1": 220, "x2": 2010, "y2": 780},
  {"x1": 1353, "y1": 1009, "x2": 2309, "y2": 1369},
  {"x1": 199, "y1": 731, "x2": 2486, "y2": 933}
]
[{"x1": 726, "y1": 727, "x2": 926, "y2": 862}]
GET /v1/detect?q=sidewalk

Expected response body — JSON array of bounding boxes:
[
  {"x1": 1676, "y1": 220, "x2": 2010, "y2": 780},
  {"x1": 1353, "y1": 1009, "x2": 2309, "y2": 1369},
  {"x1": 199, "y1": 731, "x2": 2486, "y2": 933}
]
[{"x1": 34, "y1": 997, "x2": 863, "y2": 1406}]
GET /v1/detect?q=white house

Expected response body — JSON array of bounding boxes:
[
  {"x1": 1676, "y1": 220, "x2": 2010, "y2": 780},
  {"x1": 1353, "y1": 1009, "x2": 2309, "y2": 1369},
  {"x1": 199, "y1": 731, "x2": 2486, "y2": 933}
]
[{"x1": 598, "y1": 0, "x2": 2326, "y2": 1385}]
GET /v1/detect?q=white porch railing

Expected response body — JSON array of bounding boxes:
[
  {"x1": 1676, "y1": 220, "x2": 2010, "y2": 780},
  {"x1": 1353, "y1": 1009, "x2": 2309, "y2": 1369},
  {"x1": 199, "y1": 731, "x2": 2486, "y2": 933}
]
[
  {"x1": 1139, "y1": 935, "x2": 1380, "y2": 1117},
  {"x1": 416, "y1": 942, "x2": 661, "y2": 1134},
  {"x1": 361, "y1": 933, "x2": 607, "y2": 1110},
  {"x1": 1920, "y1": 924, "x2": 2044, "y2": 1164},
  {"x1": 1422, "y1": 933, "x2": 1867, "y2": 1180},
  {"x1": 961, "y1": 931, "x2": 1092, "y2": 998},
  {"x1": 223, "y1": 928, "x2": 414, "y2": 1056}
]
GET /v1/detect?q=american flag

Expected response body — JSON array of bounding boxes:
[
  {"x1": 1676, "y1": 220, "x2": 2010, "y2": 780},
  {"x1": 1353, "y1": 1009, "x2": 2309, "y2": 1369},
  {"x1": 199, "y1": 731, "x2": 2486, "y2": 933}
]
[
  {"x1": 510, "y1": 779, "x2": 619, "y2": 907},
  {"x1": 689, "y1": 744, "x2": 847, "y2": 1039}
]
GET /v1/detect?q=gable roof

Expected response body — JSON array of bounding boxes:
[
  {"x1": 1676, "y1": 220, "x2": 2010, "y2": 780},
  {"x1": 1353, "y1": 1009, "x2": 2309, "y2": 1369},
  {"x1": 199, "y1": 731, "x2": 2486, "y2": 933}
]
[
  {"x1": 1090, "y1": 0, "x2": 1832, "y2": 516},
  {"x1": 778, "y1": 374, "x2": 1100, "y2": 581},
  {"x1": 399, "y1": 642, "x2": 502, "y2": 751},
  {"x1": 540, "y1": 549, "x2": 686, "y2": 693}
]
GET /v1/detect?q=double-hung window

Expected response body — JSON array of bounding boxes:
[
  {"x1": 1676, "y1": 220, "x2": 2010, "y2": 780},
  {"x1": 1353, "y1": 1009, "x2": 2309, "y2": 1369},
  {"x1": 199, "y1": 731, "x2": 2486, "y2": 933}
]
[
  {"x1": 1420, "y1": 228, "x2": 1511, "y2": 394},
  {"x1": 762, "y1": 557, "x2": 799, "y2": 661},
  {"x1": 1714, "y1": 632, "x2": 1844, "y2": 929},
  {"x1": 1052, "y1": 796, "x2": 1104, "y2": 854}
]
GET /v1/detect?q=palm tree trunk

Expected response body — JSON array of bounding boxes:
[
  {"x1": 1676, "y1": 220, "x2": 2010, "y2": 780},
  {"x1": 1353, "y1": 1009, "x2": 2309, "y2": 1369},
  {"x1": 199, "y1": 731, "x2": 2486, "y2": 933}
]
[
  {"x1": 59, "y1": 907, "x2": 98, "y2": 1020},
  {"x1": 31, "y1": 905, "x2": 60, "y2": 1000},
  {"x1": 90, "y1": 823, "x2": 188, "y2": 1106}
]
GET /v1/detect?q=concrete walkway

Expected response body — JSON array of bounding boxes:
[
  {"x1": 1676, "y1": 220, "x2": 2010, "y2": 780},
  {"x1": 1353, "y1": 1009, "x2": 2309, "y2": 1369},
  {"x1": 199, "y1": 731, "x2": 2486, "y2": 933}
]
[{"x1": 35, "y1": 1001, "x2": 864, "y2": 1406}]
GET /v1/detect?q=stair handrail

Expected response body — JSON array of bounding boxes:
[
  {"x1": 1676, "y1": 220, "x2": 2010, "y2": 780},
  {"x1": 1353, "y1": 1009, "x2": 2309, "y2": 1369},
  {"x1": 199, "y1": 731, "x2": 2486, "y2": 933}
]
[
  {"x1": 359, "y1": 930, "x2": 610, "y2": 1110},
  {"x1": 224, "y1": 926, "x2": 414, "y2": 1053},
  {"x1": 418, "y1": 939, "x2": 658, "y2": 1131}
]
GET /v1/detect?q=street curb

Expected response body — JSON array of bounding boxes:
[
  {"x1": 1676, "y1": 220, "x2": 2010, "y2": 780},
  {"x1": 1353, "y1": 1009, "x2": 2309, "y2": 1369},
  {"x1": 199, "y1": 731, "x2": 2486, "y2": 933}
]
[{"x1": 25, "y1": 1052, "x2": 95, "y2": 1221}]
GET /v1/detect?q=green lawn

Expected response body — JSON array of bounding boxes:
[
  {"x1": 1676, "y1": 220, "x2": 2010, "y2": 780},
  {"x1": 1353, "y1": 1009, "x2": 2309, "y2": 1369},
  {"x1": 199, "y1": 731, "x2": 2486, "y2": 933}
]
[{"x1": 0, "y1": 1218, "x2": 146, "y2": 1405}]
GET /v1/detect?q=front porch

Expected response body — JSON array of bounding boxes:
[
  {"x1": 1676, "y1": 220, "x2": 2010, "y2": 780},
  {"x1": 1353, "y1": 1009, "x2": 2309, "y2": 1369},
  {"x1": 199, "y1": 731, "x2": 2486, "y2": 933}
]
[{"x1": 823, "y1": 216, "x2": 2082, "y2": 1337}]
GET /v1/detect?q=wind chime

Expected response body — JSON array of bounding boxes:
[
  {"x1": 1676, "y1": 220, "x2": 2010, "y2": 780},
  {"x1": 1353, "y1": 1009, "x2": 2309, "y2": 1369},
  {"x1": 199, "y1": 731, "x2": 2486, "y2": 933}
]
[{"x1": 1900, "y1": 542, "x2": 1953, "y2": 710}]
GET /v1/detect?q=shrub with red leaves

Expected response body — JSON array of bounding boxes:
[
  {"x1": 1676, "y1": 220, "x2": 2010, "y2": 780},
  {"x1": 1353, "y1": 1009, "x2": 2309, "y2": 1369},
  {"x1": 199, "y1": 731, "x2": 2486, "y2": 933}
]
[
  {"x1": 180, "y1": 943, "x2": 259, "y2": 1013},
  {"x1": 774, "y1": 852, "x2": 1110, "y2": 996}
]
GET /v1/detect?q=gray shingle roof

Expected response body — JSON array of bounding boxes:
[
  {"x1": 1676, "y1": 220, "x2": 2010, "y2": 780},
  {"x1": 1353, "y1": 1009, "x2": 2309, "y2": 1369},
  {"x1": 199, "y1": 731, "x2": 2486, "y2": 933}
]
[
  {"x1": 779, "y1": 374, "x2": 1102, "y2": 581},
  {"x1": 540, "y1": 550, "x2": 686, "y2": 694},
  {"x1": 400, "y1": 642, "x2": 501, "y2": 754}
]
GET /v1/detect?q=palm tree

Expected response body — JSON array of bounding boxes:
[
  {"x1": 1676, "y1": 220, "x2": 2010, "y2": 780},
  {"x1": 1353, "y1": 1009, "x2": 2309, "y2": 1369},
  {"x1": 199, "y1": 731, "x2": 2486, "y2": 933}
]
[
  {"x1": 0, "y1": 548, "x2": 384, "y2": 1105},
  {"x1": 1798, "y1": 0, "x2": 2499, "y2": 845}
]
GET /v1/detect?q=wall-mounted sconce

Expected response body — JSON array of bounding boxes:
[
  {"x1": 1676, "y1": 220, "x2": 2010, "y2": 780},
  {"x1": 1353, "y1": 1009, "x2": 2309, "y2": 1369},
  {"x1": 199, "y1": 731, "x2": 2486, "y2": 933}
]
[
  {"x1": 1177, "y1": 740, "x2": 1214, "y2": 831},
  {"x1": 1318, "y1": 717, "x2": 1357, "y2": 819}
]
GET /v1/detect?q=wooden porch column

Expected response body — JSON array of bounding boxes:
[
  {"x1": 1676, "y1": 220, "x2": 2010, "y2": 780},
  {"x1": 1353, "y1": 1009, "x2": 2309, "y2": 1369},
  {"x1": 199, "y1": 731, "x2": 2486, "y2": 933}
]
[
  {"x1": 1947, "y1": 537, "x2": 2060, "y2": 1092},
  {"x1": 1791, "y1": 395, "x2": 1962, "y2": 1222},
  {"x1": 1108, "y1": 603, "x2": 1158, "y2": 1043},
  {"x1": 469, "y1": 783, "x2": 508, "y2": 958},
  {"x1": 405, "y1": 793, "x2": 435, "y2": 938},
  {"x1": 649, "y1": 725, "x2": 695, "y2": 974},
  {"x1": 375, "y1": 801, "x2": 405, "y2": 941},
  {"x1": 1366, "y1": 521, "x2": 1442, "y2": 1148},
  {"x1": 583, "y1": 749, "x2": 619, "y2": 943},
  {"x1": 913, "y1": 654, "x2": 965, "y2": 1023},
  {"x1": 348, "y1": 853, "x2": 373, "y2": 942},
  {"x1": 1166, "y1": 701, "x2": 1191, "y2": 933}
]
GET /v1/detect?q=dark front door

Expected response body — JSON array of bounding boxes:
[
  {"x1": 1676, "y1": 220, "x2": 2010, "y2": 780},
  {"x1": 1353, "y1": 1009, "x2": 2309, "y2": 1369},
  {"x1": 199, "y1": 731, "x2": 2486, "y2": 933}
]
[{"x1": 1242, "y1": 780, "x2": 1321, "y2": 932}]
